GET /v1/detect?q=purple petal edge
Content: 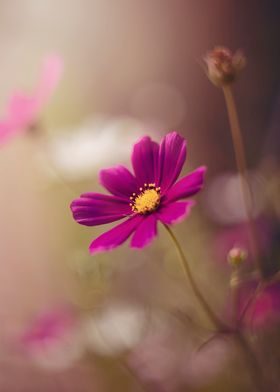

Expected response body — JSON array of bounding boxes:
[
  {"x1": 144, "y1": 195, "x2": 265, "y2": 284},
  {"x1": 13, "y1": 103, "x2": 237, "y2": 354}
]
[{"x1": 89, "y1": 215, "x2": 142, "y2": 255}]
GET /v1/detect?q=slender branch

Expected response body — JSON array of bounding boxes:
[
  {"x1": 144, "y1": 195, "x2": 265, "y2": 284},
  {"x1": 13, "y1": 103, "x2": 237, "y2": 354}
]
[
  {"x1": 240, "y1": 271, "x2": 280, "y2": 324},
  {"x1": 235, "y1": 332, "x2": 266, "y2": 392},
  {"x1": 163, "y1": 224, "x2": 227, "y2": 331},
  {"x1": 222, "y1": 85, "x2": 262, "y2": 273},
  {"x1": 118, "y1": 359, "x2": 148, "y2": 392},
  {"x1": 238, "y1": 281, "x2": 263, "y2": 325},
  {"x1": 230, "y1": 268, "x2": 240, "y2": 327}
]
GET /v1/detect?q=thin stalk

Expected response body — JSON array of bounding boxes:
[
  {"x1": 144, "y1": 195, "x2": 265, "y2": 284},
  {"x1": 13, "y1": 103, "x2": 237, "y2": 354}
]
[
  {"x1": 118, "y1": 359, "x2": 148, "y2": 392},
  {"x1": 238, "y1": 280, "x2": 263, "y2": 325},
  {"x1": 235, "y1": 332, "x2": 266, "y2": 392},
  {"x1": 163, "y1": 224, "x2": 227, "y2": 331},
  {"x1": 222, "y1": 85, "x2": 262, "y2": 273},
  {"x1": 230, "y1": 268, "x2": 240, "y2": 327}
]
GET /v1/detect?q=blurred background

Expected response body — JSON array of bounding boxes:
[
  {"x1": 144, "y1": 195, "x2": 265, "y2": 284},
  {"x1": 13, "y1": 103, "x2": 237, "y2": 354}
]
[{"x1": 0, "y1": 0, "x2": 280, "y2": 390}]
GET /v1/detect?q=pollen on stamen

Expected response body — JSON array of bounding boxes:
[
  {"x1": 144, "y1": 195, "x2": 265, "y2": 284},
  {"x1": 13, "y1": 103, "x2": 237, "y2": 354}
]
[{"x1": 130, "y1": 184, "x2": 161, "y2": 214}]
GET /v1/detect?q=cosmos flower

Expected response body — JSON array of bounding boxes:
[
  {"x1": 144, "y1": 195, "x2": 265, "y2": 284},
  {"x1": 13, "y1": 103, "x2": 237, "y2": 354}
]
[
  {"x1": 19, "y1": 308, "x2": 85, "y2": 370},
  {"x1": 0, "y1": 55, "x2": 63, "y2": 146},
  {"x1": 71, "y1": 132, "x2": 206, "y2": 254}
]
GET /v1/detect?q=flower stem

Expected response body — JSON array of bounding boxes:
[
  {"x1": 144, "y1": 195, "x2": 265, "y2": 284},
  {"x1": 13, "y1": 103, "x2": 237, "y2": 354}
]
[
  {"x1": 222, "y1": 85, "x2": 262, "y2": 273},
  {"x1": 238, "y1": 280, "x2": 263, "y2": 325},
  {"x1": 118, "y1": 360, "x2": 148, "y2": 392},
  {"x1": 235, "y1": 332, "x2": 266, "y2": 392},
  {"x1": 163, "y1": 225, "x2": 267, "y2": 390},
  {"x1": 163, "y1": 224, "x2": 227, "y2": 331},
  {"x1": 230, "y1": 268, "x2": 240, "y2": 327}
]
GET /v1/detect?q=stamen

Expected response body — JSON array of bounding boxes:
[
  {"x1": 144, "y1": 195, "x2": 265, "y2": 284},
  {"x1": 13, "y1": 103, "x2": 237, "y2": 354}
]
[{"x1": 130, "y1": 184, "x2": 161, "y2": 214}]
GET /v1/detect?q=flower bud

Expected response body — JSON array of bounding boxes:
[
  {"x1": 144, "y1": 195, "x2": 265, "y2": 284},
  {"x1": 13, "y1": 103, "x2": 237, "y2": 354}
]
[
  {"x1": 204, "y1": 46, "x2": 246, "y2": 87},
  {"x1": 227, "y1": 247, "x2": 247, "y2": 267}
]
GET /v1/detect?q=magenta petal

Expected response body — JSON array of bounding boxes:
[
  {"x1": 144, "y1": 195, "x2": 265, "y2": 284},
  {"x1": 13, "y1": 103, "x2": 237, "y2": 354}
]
[
  {"x1": 99, "y1": 165, "x2": 138, "y2": 198},
  {"x1": 157, "y1": 201, "x2": 195, "y2": 225},
  {"x1": 132, "y1": 136, "x2": 159, "y2": 185},
  {"x1": 70, "y1": 193, "x2": 131, "y2": 226},
  {"x1": 157, "y1": 132, "x2": 186, "y2": 193},
  {"x1": 164, "y1": 166, "x2": 206, "y2": 203},
  {"x1": 131, "y1": 214, "x2": 157, "y2": 249},
  {"x1": 89, "y1": 215, "x2": 142, "y2": 254}
]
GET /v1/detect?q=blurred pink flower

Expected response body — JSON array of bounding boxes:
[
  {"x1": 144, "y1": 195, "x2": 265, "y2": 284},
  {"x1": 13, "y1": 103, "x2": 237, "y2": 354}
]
[
  {"x1": 19, "y1": 308, "x2": 85, "y2": 370},
  {"x1": 128, "y1": 322, "x2": 188, "y2": 391},
  {"x1": 128, "y1": 318, "x2": 230, "y2": 391},
  {"x1": 21, "y1": 309, "x2": 74, "y2": 345},
  {"x1": 240, "y1": 282, "x2": 280, "y2": 329},
  {"x1": 0, "y1": 55, "x2": 63, "y2": 145}
]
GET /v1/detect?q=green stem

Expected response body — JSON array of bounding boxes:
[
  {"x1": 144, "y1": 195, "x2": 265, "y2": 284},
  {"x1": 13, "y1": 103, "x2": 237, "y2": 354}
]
[
  {"x1": 222, "y1": 85, "x2": 262, "y2": 274},
  {"x1": 238, "y1": 281, "x2": 263, "y2": 325},
  {"x1": 235, "y1": 332, "x2": 266, "y2": 392},
  {"x1": 164, "y1": 225, "x2": 267, "y2": 390},
  {"x1": 163, "y1": 224, "x2": 227, "y2": 331},
  {"x1": 230, "y1": 268, "x2": 240, "y2": 327},
  {"x1": 119, "y1": 359, "x2": 148, "y2": 392}
]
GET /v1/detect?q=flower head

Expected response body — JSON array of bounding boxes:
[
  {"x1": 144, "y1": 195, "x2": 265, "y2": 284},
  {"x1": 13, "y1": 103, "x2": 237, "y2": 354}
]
[
  {"x1": 0, "y1": 55, "x2": 63, "y2": 145},
  {"x1": 70, "y1": 132, "x2": 206, "y2": 254},
  {"x1": 204, "y1": 46, "x2": 246, "y2": 87}
]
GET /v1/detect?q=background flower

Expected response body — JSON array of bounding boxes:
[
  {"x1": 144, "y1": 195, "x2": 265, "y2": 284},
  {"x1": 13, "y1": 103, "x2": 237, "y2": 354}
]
[
  {"x1": 19, "y1": 308, "x2": 85, "y2": 370},
  {"x1": 42, "y1": 115, "x2": 147, "y2": 181},
  {"x1": 0, "y1": 55, "x2": 63, "y2": 146}
]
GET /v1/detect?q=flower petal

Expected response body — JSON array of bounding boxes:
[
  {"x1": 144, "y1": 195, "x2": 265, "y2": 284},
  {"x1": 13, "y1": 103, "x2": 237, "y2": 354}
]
[
  {"x1": 130, "y1": 214, "x2": 158, "y2": 249},
  {"x1": 89, "y1": 215, "x2": 142, "y2": 254},
  {"x1": 157, "y1": 201, "x2": 195, "y2": 225},
  {"x1": 70, "y1": 193, "x2": 131, "y2": 226},
  {"x1": 132, "y1": 136, "x2": 159, "y2": 185},
  {"x1": 34, "y1": 55, "x2": 63, "y2": 107},
  {"x1": 157, "y1": 132, "x2": 186, "y2": 193},
  {"x1": 164, "y1": 166, "x2": 206, "y2": 203},
  {"x1": 99, "y1": 165, "x2": 138, "y2": 198}
]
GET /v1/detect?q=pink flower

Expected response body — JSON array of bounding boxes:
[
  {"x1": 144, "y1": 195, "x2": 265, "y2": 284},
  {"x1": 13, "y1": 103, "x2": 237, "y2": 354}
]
[
  {"x1": 21, "y1": 310, "x2": 74, "y2": 346},
  {"x1": 240, "y1": 282, "x2": 280, "y2": 329},
  {"x1": 19, "y1": 308, "x2": 85, "y2": 370},
  {"x1": 0, "y1": 55, "x2": 63, "y2": 145},
  {"x1": 71, "y1": 132, "x2": 206, "y2": 254}
]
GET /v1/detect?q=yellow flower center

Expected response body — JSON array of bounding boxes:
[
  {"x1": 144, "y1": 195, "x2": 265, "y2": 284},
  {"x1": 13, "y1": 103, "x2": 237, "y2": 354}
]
[{"x1": 130, "y1": 184, "x2": 161, "y2": 214}]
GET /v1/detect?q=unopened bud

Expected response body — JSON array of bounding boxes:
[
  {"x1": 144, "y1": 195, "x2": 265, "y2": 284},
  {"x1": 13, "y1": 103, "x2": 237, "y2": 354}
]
[
  {"x1": 227, "y1": 247, "x2": 247, "y2": 267},
  {"x1": 204, "y1": 46, "x2": 246, "y2": 87}
]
